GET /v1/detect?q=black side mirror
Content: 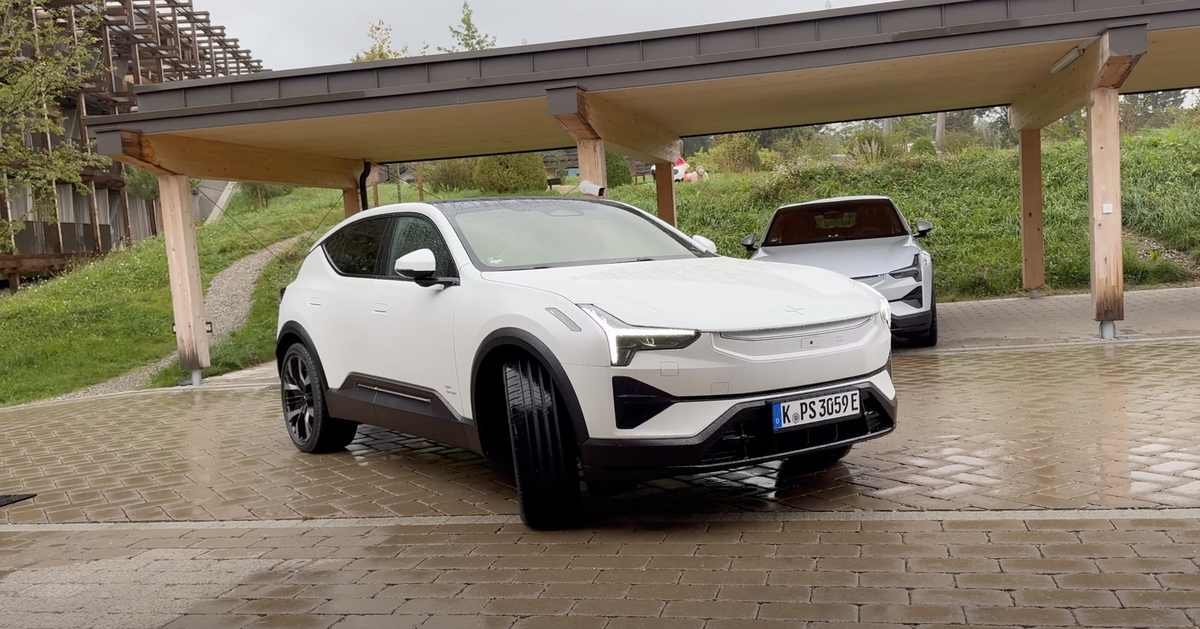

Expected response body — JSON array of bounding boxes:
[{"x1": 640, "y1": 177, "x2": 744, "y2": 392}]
[
  {"x1": 915, "y1": 220, "x2": 934, "y2": 238},
  {"x1": 741, "y1": 234, "x2": 758, "y2": 252}
]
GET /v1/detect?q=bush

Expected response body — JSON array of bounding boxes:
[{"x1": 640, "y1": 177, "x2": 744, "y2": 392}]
[
  {"x1": 847, "y1": 128, "x2": 907, "y2": 162},
  {"x1": 425, "y1": 158, "x2": 477, "y2": 192},
  {"x1": 605, "y1": 151, "x2": 633, "y2": 187},
  {"x1": 911, "y1": 137, "x2": 938, "y2": 156},
  {"x1": 941, "y1": 130, "x2": 981, "y2": 154},
  {"x1": 125, "y1": 166, "x2": 160, "y2": 200},
  {"x1": 473, "y1": 152, "x2": 548, "y2": 193},
  {"x1": 714, "y1": 133, "x2": 762, "y2": 173},
  {"x1": 757, "y1": 148, "x2": 783, "y2": 171},
  {"x1": 239, "y1": 183, "x2": 296, "y2": 209}
]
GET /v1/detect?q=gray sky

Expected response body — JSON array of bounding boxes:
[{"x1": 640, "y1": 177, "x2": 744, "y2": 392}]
[{"x1": 200, "y1": 0, "x2": 891, "y2": 70}]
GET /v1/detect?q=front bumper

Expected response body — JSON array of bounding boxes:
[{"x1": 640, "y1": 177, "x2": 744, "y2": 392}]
[
  {"x1": 892, "y1": 309, "x2": 934, "y2": 334},
  {"x1": 579, "y1": 369, "x2": 897, "y2": 480}
]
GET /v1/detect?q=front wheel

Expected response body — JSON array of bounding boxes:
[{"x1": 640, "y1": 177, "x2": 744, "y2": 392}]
[
  {"x1": 908, "y1": 298, "x2": 938, "y2": 348},
  {"x1": 280, "y1": 344, "x2": 358, "y2": 454},
  {"x1": 504, "y1": 357, "x2": 580, "y2": 529}
]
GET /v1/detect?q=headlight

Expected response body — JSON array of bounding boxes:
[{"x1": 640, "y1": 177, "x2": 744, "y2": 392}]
[
  {"x1": 879, "y1": 299, "x2": 892, "y2": 327},
  {"x1": 577, "y1": 305, "x2": 699, "y2": 367},
  {"x1": 889, "y1": 254, "x2": 922, "y2": 281}
]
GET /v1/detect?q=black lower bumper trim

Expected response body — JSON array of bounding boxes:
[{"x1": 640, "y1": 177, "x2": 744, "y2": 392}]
[
  {"x1": 580, "y1": 377, "x2": 897, "y2": 481},
  {"x1": 892, "y1": 310, "x2": 933, "y2": 333}
]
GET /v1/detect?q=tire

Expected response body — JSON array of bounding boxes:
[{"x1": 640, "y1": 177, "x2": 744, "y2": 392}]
[
  {"x1": 280, "y1": 343, "x2": 358, "y2": 454},
  {"x1": 781, "y1": 445, "x2": 852, "y2": 476},
  {"x1": 909, "y1": 298, "x2": 938, "y2": 347},
  {"x1": 503, "y1": 357, "x2": 580, "y2": 529}
]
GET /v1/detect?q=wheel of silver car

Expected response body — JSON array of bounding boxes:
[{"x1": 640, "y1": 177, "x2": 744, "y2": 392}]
[
  {"x1": 909, "y1": 292, "x2": 939, "y2": 348},
  {"x1": 281, "y1": 343, "x2": 357, "y2": 454},
  {"x1": 504, "y1": 357, "x2": 580, "y2": 529}
]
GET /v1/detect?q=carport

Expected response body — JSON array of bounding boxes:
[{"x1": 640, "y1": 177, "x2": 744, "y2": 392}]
[{"x1": 85, "y1": 0, "x2": 1200, "y2": 380}]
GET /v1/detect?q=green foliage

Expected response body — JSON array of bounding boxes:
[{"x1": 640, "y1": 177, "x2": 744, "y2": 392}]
[
  {"x1": 1121, "y1": 90, "x2": 1189, "y2": 134},
  {"x1": 911, "y1": 137, "x2": 938, "y2": 157},
  {"x1": 0, "y1": 187, "x2": 346, "y2": 407},
  {"x1": 425, "y1": 158, "x2": 478, "y2": 193},
  {"x1": 605, "y1": 152, "x2": 632, "y2": 187},
  {"x1": 352, "y1": 19, "x2": 426, "y2": 61},
  {"x1": 438, "y1": 1, "x2": 496, "y2": 52},
  {"x1": 124, "y1": 166, "x2": 160, "y2": 200},
  {"x1": 757, "y1": 148, "x2": 783, "y2": 171},
  {"x1": 941, "y1": 130, "x2": 981, "y2": 154},
  {"x1": 710, "y1": 133, "x2": 762, "y2": 173},
  {"x1": 472, "y1": 153, "x2": 547, "y2": 193},
  {"x1": 0, "y1": 218, "x2": 21, "y2": 254},
  {"x1": 239, "y1": 183, "x2": 296, "y2": 209},
  {"x1": 848, "y1": 128, "x2": 907, "y2": 162},
  {"x1": 0, "y1": 1, "x2": 111, "y2": 222}
]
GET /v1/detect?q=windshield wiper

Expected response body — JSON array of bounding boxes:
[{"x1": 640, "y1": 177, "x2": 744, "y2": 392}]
[{"x1": 616, "y1": 257, "x2": 656, "y2": 264}]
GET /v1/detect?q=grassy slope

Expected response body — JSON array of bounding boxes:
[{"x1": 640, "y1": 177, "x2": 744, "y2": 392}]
[
  {"x1": 0, "y1": 188, "x2": 346, "y2": 406},
  {"x1": 613, "y1": 129, "x2": 1198, "y2": 301}
]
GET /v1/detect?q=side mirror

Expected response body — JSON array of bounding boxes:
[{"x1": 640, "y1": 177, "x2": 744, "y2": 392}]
[
  {"x1": 394, "y1": 249, "x2": 436, "y2": 280},
  {"x1": 915, "y1": 220, "x2": 934, "y2": 238},
  {"x1": 691, "y1": 235, "x2": 718, "y2": 254},
  {"x1": 741, "y1": 234, "x2": 758, "y2": 252}
]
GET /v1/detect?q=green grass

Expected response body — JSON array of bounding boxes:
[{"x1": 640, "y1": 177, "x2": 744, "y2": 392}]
[
  {"x1": 612, "y1": 130, "x2": 1199, "y2": 301},
  {"x1": 0, "y1": 187, "x2": 346, "y2": 407}
]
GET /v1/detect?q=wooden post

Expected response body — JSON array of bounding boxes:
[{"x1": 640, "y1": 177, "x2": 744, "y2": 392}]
[
  {"x1": 654, "y1": 161, "x2": 677, "y2": 226},
  {"x1": 372, "y1": 184, "x2": 380, "y2": 208},
  {"x1": 882, "y1": 118, "x2": 894, "y2": 135},
  {"x1": 343, "y1": 188, "x2": 361, "y2": 218},
  {"x1": 577, "y1": 138, "x2": 607, "y2": 198},
  {"x1": 1020, "y1": 128, "x2": 1045, "y2": 298},
  {"x1": 119, "y1": 188, "x2": 134, "y2": 247},
  {"x1": 1087, "y1": 87, "x2": 1124, "y2": 338},
  {"x1": 158, "y1": 173, "x2": 210, "y2": 375},
  {"x1": 935, "y1": 113, "x2": 946, "y2": 148},
  {"x1": 6, "y1": 273, "x2": 18, "y2": 294},
  {"x1": 416, "y1": 162, "x2": 425, "y2": 201}
]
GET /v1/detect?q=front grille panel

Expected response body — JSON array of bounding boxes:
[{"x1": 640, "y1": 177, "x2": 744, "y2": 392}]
[{"x1": 698, "y1": 391, "x2": 893, "y2": 467}]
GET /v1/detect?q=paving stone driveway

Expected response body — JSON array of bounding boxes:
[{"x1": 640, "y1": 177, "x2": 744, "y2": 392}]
[{"x1": 3, "y1": 341, "x2": 1200, "y2": 524}]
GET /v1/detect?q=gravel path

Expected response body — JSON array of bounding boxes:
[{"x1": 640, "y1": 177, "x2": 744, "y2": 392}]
[{"x1": 51, "y1": 235, "x2": 304, "y2": 401}]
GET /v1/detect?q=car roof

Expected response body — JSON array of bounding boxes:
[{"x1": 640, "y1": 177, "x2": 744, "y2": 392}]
[{"x1": 776, "y1": 195, "x2": 895, "y2": 210}]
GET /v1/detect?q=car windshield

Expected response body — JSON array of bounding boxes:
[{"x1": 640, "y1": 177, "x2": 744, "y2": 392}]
[
  {"x1": 764, "y1": 199, "x2": 908, "y2": 246},
  {"x1": 440, "y1": 199, "x2": 702, "y2": 270}
]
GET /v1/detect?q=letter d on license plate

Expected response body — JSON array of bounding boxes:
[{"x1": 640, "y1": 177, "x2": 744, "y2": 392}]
[{"x1": 772, "y1": 390, "x2": 861, "y2": 431}]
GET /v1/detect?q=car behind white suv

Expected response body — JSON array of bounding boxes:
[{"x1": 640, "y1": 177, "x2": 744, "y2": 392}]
[
  {"x1": 277, "y1": 197, "x2": 897, "y2": 527},
  {"x1": 744, "y1": 196, "x2": 938, "y2": 346}
]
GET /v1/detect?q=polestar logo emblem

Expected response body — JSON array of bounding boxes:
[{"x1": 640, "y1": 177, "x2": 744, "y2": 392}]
[{"x1": 786, "y1": 306, "x2": 805, "y2": 315}]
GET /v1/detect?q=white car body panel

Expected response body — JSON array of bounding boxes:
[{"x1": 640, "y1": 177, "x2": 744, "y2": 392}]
[{"x1": 278, "y1": 199, "x2": 898, "y2": 479}]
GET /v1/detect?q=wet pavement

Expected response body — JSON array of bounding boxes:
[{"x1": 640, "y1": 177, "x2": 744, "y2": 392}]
[{"x1": 3, "y1": 288, "x2": 1200, "y2": 628}]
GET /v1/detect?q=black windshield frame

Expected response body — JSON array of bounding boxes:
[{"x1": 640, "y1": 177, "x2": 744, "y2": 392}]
[
  {"x1": 433, "y1": 197, "x2": 710, "y2": 272},
  {"x1": 762, "y1": 199, "x2": 911, "y2": 247}
]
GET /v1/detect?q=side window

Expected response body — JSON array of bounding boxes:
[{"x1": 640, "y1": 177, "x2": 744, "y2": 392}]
[
  {"x1": 325, "y1": 218, "x2": 390, "y2": 276},
  {"x1": 387, "y1": 216, "x2": 457, "y2": 279}
]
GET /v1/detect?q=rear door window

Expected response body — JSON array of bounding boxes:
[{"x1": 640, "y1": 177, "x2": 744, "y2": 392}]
[{"x1": 324, "y1": 217, "x2": 391, "y2": 276}]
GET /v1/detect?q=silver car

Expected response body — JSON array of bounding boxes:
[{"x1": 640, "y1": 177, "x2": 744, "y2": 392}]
[{"x1": 743, "y1": 196, "x2": 937, "y2": 347}]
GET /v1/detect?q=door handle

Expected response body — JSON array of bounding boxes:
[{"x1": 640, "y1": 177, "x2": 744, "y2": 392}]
[{"x1": 372, "y1": 302, "x2": 387, "y2": 314}]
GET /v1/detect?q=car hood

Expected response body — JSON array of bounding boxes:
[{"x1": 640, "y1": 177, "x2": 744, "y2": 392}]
[
  {"x1": 753, "y1": 236, "x2": 918, "y2": 279},
  {"x1": 482, "y1": 256, "x2": 882, "y2": 331}
]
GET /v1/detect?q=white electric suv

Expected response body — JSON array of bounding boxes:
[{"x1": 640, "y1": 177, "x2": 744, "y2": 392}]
[
  {"x1": 743, "y1": 196, "x2": 938, "y2": 346},
  {"x1": 277, "y1": 197, "x2": 897, "y2": 527}
]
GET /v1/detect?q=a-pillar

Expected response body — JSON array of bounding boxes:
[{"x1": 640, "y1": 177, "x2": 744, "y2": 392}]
[
  {"x1": 158, "y1": 173, "x2": 210, "y2": 384},
  {"x1": 1088, "y1": 87, "x2": 1123, "y2": 339},
  {"x1": 654, "y1": 161, "x2": 676, "y2": 226},
  {"x1": 1020, "y1": 128, "x2": 1045, "y2": 299},
  {"x1": 577, "y1": 138, "x2": 607, "y2": 198}
]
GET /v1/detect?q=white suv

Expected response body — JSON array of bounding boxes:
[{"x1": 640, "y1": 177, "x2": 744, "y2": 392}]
[{"x1": 277, "y1": 198, "x2": 897, "y2": 527}]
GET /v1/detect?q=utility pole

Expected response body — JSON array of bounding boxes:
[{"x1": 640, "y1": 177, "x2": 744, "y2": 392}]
[
  {"x1": 935, "y1": 113, "x2": 947, "y2": 148},
  {"x1": 881, "y1": 118, "x2": 893, "y2": 135}
]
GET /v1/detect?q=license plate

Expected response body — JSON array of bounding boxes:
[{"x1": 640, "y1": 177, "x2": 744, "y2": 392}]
[{"x1": 772, "y1": 390, "x2": 861, "y2": 431}]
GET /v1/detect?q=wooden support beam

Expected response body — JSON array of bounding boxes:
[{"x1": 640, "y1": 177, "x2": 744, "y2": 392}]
[
  {"x1": 6, "y1": 273, "x2": 18, "y2": 294},
  {"x1": 1087, "y1": 87, "x2": 1124, "y2": 328},
  {"x1": 1020, "y1": 128, "x2": 1045, "y2": 295},
  {"x1": 576, "y1": 138, "x2": 607, "y2": 199},
  {"x1": 548, "y1": 86, "x2": 682, "y2": 165},
  {"x1": 655, "y1": 161, "x2": 677, "y2": 226},
  {"x1": 97, "y1": 130, "x2": 362, "y2": 190},
  {"x1": 1009, "y1": 26, "x2": 1146, "y2": 131},
  {"x1": 343, "y1": 188, "x2": 361, "y2": 218},
  {"x1": 158, "y1": 173, "x2": 209, "y2": 372}
]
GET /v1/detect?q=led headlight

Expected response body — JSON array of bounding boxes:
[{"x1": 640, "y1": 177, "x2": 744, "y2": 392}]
[
  {"x1": 577, "y1": 305, "x2": 699, "y2": 367},
  {"x1": 889, "y1": 254, "x2": 922, "y2": 281}
]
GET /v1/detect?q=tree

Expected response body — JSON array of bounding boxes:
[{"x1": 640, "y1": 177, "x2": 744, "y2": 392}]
[
  {"x1": 1121, "y1": 90, "x2": 1188, "y2": 134},
  {"x1": 605, "y1": 152, "x2": 632, "y2": 187},
  {"x1": 0, "y1": 1, "x2": 110, "y2": 250},
  {"x1": 352, "y1": 19, "x2": 427, "y2": 62},
  {"x1": 438, "y1": 2, "x2": 496, "y2": 53}
]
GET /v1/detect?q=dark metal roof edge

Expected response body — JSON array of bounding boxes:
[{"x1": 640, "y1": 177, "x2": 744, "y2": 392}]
[{"x1": 126, "y1": 0, "x2": 988, "y2": 93}]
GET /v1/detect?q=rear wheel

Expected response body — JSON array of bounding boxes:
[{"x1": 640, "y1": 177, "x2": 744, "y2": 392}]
[
  {"x1": 503, "y1": 357, "x2": 580, "y2": 529},
  {"x1": 281, "y1": 344, "x2": 358, "y2": 454}
]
